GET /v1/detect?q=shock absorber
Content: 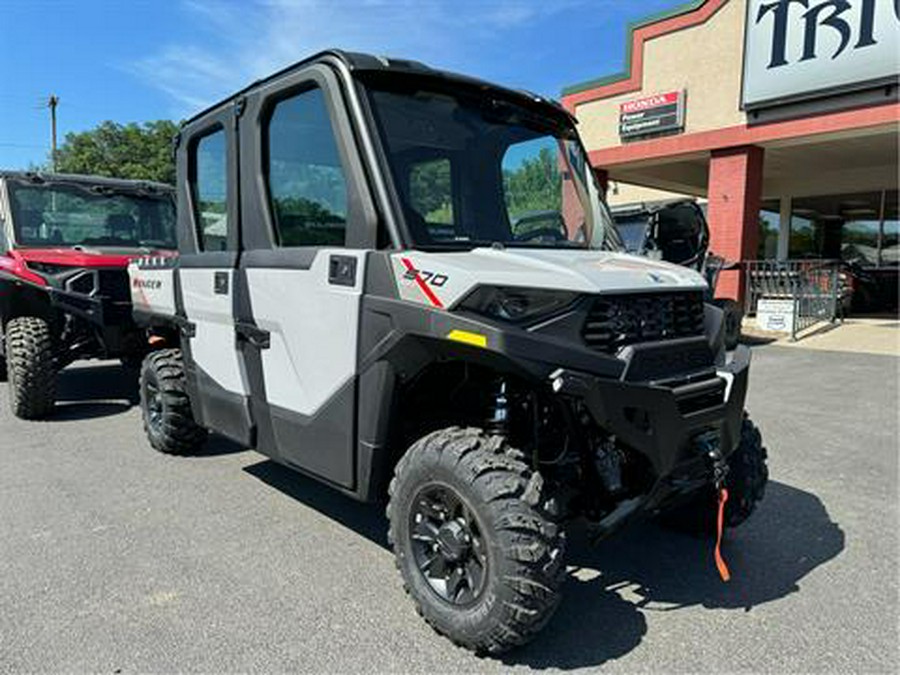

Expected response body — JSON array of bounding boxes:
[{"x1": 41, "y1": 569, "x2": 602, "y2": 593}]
[{"x1": 486, "y1": 377, "x2": 510, "y2": 436}]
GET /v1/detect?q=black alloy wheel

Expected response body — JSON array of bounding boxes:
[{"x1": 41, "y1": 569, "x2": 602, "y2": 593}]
[
  {"x1": 143, "y1": 377, "x2": 164, "y2": 437},
  {"x1": 409, "y1": 483, "x2": 488, "y2": 606}
]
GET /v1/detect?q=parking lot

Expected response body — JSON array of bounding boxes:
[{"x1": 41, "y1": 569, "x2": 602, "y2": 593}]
[{"x1": 0, "y1": 342, "x2": 897, "y2": 673}]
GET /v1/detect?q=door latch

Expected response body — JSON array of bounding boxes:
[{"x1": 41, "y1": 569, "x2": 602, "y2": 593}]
[
  {"x1": 328, "y1": 255, "x2": 357, "y2": 287},
  {"x1": 214, "y1": 272, "x2": 229, "y2": 295}
]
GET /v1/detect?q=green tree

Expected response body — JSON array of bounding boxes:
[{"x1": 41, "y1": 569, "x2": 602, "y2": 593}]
[
  {"x1": 504, "y1": 147, "x2": 561, "y2": 217},
  {"x1": 55, "y1": 120, "x2": 179, "y2": 185}
]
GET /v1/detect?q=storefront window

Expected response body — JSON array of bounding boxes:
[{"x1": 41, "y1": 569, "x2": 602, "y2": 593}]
[
  {"x1": 788, "y1": 212, "x2": 819, "y2": 259},
  {"x1": 880, "y1": 191, "x2": 898, "y2": 267},
  {"x1": 786, "y1": 191, "x2": 897, "y2": 267},
  {"x1": 758, "y1": 208, "x2": 779, "y2": 258},
  {"x1": 841, "y1": 219, "x2": 880, "y2": 266}
]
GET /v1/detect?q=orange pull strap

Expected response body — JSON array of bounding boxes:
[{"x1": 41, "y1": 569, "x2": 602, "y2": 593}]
[{"x1": 714, "y1": 488, "x2": 731, "y2": 582}]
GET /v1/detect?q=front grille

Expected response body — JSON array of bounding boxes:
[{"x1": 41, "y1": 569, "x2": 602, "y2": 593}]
[{"x1": 582, "y1": 291, "x2": 705, "y2": 354}]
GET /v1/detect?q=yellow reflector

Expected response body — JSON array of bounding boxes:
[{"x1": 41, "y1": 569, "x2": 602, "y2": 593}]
[{"x1": 447, "y1": 329, "x2": 488, "y2": 348}]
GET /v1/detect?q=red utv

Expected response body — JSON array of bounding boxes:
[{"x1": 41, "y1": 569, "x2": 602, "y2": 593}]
[{"x1": 0, "y1": 171, "x2": 176, "y2": 418}]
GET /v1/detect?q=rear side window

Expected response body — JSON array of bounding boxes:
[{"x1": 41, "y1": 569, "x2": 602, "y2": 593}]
[
  {"x1": 191, "y1": 128, "x2": 229, "y2": 251},
  {"x1": 266, "y1": 87, "x2": 348, "y2": 247}
]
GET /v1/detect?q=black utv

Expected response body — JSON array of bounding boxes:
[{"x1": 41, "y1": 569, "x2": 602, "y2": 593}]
[
  {"x1": 128, "y1": 51, "x2": 768, "y2": 655},
  {"x1": 611, "y1": 198, "x2": 743, "y2": 349}
]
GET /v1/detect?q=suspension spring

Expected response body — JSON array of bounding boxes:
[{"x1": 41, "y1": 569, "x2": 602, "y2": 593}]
[{"x1": 486, "y1": 377, "x2": 510, "y2": 436}]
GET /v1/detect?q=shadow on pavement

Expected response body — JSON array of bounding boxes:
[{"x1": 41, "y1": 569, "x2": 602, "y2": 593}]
[
  {"x1": 244, "y1": 460, "x2": 389, "y2": 547},
  {"x1": 185, "y1": 434, "x2": 248, "y2": 458},
  {"x1": 242, "y1": 464, "x2": 843, "y2": 669},
  {"x1": 42, "y1": 362, "x2": 140, "y2": 421}
]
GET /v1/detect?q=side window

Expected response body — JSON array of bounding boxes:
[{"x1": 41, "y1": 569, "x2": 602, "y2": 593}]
[
  {"x1": 502, "y1": 136, "x2": 582, "y2": 243},
  {"x1": 266, "y1": 87, "x2": 348, "y2": 247},
  {"x1": 191, "y1": 128, "x2": 229, "y2": 252},
  {"x1": 409, "y1": 158, "x2": 454, "y2": 238}
]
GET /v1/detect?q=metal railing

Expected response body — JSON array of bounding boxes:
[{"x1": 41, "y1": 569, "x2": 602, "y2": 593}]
[{"x1": 744, "y1": 259, "x2": 841, "y2": 340}]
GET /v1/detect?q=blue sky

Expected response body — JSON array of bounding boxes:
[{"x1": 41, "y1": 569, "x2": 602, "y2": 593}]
[{"x1": 0, "y1": 0, "x2": 676, "y2": 170}]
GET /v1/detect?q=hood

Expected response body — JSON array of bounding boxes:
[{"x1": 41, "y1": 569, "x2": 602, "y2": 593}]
[
  {"x1": 390, "y1": 248, "x2": 706, "y2": 309},
  {"x1": 12, "y1": 247, "x2": 176, "y2": 269}
]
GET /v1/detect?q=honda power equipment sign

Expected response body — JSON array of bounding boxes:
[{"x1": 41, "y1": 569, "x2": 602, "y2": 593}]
[
  {"x1": 619, "y1": 91, "x2": 685, "y2": 139},
  {"x1": 743, "y1": 0, "x2": 900, "y2": 109}
]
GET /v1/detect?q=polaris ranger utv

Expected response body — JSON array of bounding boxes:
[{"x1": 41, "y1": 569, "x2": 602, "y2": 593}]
[
  {"x1": 0, "y1": 172, "x2": 175, "y2": 418},
  {"x1": 129, "y1": 51, "x2": 768, "y2": 655}
]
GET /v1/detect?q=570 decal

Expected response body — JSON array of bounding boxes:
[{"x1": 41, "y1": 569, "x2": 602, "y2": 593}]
[
  {"x1": 399, "y1": 257, "x2": 450, "y2": 309},
  {"x1": 402, "y1": 267, "x2": 448, "y2": 287}
]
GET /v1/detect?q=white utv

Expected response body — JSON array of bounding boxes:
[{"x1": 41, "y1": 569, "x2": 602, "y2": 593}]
[{"x1": 129, "y1": 51, "x2": 768, "y2": 655}]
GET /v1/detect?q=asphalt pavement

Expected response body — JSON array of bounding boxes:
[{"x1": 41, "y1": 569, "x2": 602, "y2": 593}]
[{"x1": 0, "y1": 344, "x2": 897, "y2": 672}]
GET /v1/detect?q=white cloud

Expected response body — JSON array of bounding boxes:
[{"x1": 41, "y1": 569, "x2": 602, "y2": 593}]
[{"x1": 130, "y1": 0, "x2": 591, "y2": 115}]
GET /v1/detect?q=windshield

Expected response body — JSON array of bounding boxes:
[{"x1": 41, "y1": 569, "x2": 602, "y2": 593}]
[
  {"x1": 365, "y1": 79, "x2": 619, "y2": 251},
  {"x1": 7, "y1": 181, "x2": 176, "y2": 250},
  {"x1": 611, "y1": 214, "x2": 650, "y2": 253}
]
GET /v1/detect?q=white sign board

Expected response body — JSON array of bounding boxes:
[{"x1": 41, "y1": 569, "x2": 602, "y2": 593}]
[
  {"x1": 756, "y1": 298, "x2": 796, "y2": 333},
  {"x1": 743, "y1": 0, "x2": 900, "y2": 109}
]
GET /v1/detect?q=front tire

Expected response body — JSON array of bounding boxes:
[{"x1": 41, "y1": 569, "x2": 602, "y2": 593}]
[
  {"x1": 716, "y1": 299, "x2": 743, "y2": 350},
  {"x1": 6, "y1": 316, "x2": 56, "y2": 419},
  {"x1": 387, "y1": 427, "x2": 565, "y2": 654},
  {"x1": 140, "y1": 349, "x2": 207, "y2": 454}
]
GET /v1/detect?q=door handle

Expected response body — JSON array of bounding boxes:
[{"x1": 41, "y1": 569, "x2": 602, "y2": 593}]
[
  {"x1": 328, "y1": 255, "x2": 357, "y2": 287},
  {"x1": 235, "y1": 322, "x2": 270, "y2": 350},
  {"x1": 214, "y1": 271, "x2": 229, "y2": 295}
]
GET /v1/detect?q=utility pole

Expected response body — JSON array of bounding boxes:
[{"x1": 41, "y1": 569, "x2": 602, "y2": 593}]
[{"x1": 47, "y1": 95, "x2": 59, "y2": 172}]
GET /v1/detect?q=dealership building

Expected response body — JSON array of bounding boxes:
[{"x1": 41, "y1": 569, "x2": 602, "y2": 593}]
[{"x1": 562, "y1": 0, "x2": 899, "y2": 303}]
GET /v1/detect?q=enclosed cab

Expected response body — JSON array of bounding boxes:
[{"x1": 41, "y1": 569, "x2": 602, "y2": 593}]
[
  {"x1": 0, "y1": 171, "x2": 175, "y2": 418},
  {"x1": 130, "y1": 51, "x2": 768, "y2": 655}
]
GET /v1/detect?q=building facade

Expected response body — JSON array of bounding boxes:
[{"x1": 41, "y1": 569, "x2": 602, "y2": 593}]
[{"x1": 562, "y1": 0, "x2": 899, "y2": 302}]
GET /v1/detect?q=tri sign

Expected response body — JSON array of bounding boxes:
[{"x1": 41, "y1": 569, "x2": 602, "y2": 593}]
[
  {"x1": 618, "y1": 90, "x2": 686, "y2": 140},
  {"x1": 742, "y1": 0, "x2": 900, "y2": 109}
]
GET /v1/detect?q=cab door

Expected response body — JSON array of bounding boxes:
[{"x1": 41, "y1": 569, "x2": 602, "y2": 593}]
[
  {"x1": 177, "y1": 113, "x2": 252, "y2": 446},
  {"x1": 235, "y1": 66, "x2": 377, "y2": 488}
]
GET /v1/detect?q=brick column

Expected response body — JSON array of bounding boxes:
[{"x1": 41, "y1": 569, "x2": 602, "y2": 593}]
[{"x1": 706, "y1": 145, "x2": 764, "y2": 301}]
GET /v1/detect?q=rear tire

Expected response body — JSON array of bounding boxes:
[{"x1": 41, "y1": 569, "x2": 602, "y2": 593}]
[
  {"x1": 662, "y1": 416, "x2": 768, "y2": 533},
  {"x1": 139, "y1": 348, "x2": 207, "y2": 454},
  {"x1": 387, "y1": 427, "x2": 565, "y2": 654},
  {"x1": 6, "y1": 316, "x2": 56, "y2": 419}
]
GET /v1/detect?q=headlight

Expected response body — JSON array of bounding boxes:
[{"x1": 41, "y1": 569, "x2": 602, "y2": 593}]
[{"x1": 457, "y1": 286, "x2": 579, "y2": 324}]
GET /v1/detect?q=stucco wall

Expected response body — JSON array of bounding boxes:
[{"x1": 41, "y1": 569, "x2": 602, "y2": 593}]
[
  {"x1": 607, "y1": 182, "x2": 695, "y2": 206},
  {"x1": 576, "y1": 0, "x2": 746, "y2": 152}
]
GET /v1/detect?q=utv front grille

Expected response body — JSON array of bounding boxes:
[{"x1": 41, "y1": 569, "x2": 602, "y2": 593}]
[
  {"x1": 62, "y1": 269, "x2": 131, "y2": 302},
  {"x1": 96, "y1": 270, "x2": 130, "y2": 302},
  {"x1": 582, "y1": 291, "x2": 705, "y2": 354}
]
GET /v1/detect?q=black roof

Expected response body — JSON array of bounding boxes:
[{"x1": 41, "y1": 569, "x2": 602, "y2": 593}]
[
  {"x1": 0, "y1": 170, "x2": 173, "y2": 194},
  {"x1": 183, "y1": 49, "x2": 573, "y2": 127}
]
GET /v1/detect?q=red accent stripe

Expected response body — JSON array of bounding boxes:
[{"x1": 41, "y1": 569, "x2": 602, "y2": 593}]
[{"x1": 400, "y1": 257, "x2": 444, "y2": 309}]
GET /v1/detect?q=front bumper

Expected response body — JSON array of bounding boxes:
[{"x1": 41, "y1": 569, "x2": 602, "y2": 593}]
[
  {"x1": 49, "y1": 287, "x2": 132, "y2": 327},
  {"x1": 551, "y1": 345, "x2": 750, "y2": 480}
]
